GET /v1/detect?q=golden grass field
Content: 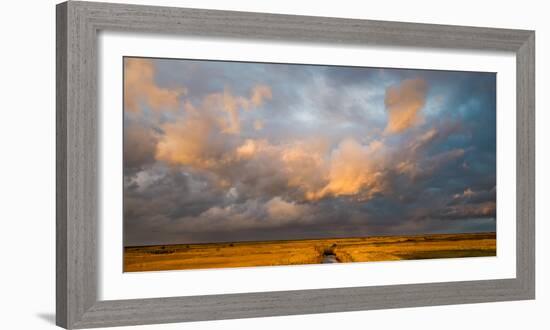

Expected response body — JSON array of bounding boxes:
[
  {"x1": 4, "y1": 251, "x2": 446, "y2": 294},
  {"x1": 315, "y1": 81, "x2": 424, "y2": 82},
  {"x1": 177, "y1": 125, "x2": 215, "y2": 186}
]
[{"x1": 124, "y1": 232, "x2": 496, "y2": 272}]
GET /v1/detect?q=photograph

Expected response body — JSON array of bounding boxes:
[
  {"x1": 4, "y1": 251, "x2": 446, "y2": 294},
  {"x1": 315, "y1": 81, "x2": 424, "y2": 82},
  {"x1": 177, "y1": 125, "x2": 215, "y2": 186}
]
[{"x1": 123, "y1": 56, "x2": 497, "y2": 272}]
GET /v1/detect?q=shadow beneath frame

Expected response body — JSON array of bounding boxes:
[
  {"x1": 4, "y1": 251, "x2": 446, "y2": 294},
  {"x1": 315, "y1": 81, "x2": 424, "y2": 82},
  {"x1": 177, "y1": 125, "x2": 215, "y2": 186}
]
[{"x1": 36, "y1": 313, "x2": 56, "y2": 325}]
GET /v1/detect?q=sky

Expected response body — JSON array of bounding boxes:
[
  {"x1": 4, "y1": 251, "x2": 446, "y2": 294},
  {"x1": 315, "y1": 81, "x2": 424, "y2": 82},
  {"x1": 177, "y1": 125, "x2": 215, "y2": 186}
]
[{"x1": 123, "y1": 57, "x2": 496, "y2": 246}]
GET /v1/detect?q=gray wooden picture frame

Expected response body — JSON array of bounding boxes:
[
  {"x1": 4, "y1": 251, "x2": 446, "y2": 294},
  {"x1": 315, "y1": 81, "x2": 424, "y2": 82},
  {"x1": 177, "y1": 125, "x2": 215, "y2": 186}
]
[{"x1": 56, "y1": 1, "x2": 535, "y2": 328}]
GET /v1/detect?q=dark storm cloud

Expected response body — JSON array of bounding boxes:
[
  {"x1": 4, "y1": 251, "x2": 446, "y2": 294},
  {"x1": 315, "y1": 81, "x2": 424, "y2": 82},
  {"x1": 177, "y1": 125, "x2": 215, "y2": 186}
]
[
  {"x1": 123, "y1": 121, "x2": 158, "y2": 175},
  {"x1": 123, "y1": 57, "x2": 496, "y2": 246}
]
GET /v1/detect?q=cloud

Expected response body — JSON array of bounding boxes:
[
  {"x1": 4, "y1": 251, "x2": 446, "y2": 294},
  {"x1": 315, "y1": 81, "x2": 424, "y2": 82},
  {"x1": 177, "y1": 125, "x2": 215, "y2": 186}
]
[
  {"x1": 306, "y1": 139, "x2": 388, "y2": 201},
  {"x1": 265, "y1": 197, "x2": 311, "y2": 222},
  {"x1": 124, "y1": 58, "x2": 186, "y2": 113},
  {"x1": 208, "y1": 90, "x2": 249, "y2": 134},
  {"x1": 173, "y1": 197, "x2": 313, "y2": 232},
  {"x1": 251, "y1": 85, "x2": 273, "y2": 107},
  {"x1": 439, "y1": 201, "x2": 496, "y2": 220},
  {"x1": 451, "y1": 186, "x2": 496, "y2": 204},
  {"x1": 154, "y1": 100, "x2": 230, "y2": 170},
  {"x1": 395, "y1": 160, "x2": 420, "y2": 178},
  {"x1": 155, "y1": 84, "x2": 272, "y2": 169},
  {"x1": 409, "y1": 128, "x2": 438, "y2": 152},
  {"x1": 384, "y1": 78, "x2": 428, "y2": 134},
  {"x1": 393, "y1": 125, "x2": 466, "y2": 181},
  {"x1": 253, "y1": 120, "x2": 264, "y2": 131},
  {"x1": 227, "y1": 136, "x2": 389, "y2": 203},
  {"x1": 455, "y1": 188, "x2": 475, "y2": 199},
  {"x1": 236, "y1": 139, "x2": 269, "y2": 159},
  {"x1": 230, "y1": 137, "x2": 387, "y2": 202},
  {"x1": 195, "y1": 84, "x2": 271, "y2": 135},
  {"x1": 217, "y1": 137, "x2": 329, "y2": 201},
  {"x1": 157, "y1": 114, "x2": 462, "y2": 206},
  {"x1": 278, "y1": 139, "x2": 329, "y2": 195},
  {"x1": 123, "y1": 123, "x2": 159, "y2": 173}
]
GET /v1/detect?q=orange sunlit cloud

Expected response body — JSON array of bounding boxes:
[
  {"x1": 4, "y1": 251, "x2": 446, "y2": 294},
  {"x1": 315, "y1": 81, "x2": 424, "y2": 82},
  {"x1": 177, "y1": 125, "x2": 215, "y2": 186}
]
[
  {"x1": 124, "y1": 58, "x2": 185, "y2": 113},
  {"x1": 155, "y1": 85, "x2": 273, "y2": 169},
  {"x1": 384, "y1": 78, "x2": 428, "y2": 134}
]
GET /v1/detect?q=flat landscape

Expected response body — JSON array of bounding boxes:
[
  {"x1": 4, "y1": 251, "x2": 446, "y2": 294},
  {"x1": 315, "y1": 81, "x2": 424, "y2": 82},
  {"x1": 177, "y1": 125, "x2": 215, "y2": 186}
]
[{"x1": 124, "y1": 232, "x2": 496, "y2": 272}]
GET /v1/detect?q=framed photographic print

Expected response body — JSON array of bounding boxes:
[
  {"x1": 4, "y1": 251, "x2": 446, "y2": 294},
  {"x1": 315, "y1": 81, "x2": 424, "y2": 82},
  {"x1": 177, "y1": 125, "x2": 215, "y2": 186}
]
[{"x1": 56, "y1": 1, "x2": 535, "y2": 328}]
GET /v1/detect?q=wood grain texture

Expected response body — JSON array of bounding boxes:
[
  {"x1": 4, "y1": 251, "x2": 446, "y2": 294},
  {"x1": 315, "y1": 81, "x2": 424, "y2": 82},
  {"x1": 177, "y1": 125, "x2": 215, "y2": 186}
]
[
  {"x1": 515, "y1": 32, "x2": 536, "y2": 297},
  {"x1": 57, "y1": 1, "x2": 98, "y2": 327},
  {"x1": 56, "y1": 1, "x2": 535, "y2": 328},
  {"x1": 56, "y1": 3, "x2": 68, "y2": 328},
  {"x1": 76, "y1": 1, "x2": 532, "y2": 51}
]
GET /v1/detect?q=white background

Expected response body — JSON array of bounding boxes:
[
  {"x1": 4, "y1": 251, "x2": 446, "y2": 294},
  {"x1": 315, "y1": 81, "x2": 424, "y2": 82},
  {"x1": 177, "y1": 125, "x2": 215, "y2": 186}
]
[{"x1": 0, "y1": 0, "x2": 548, "y2": 329}]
